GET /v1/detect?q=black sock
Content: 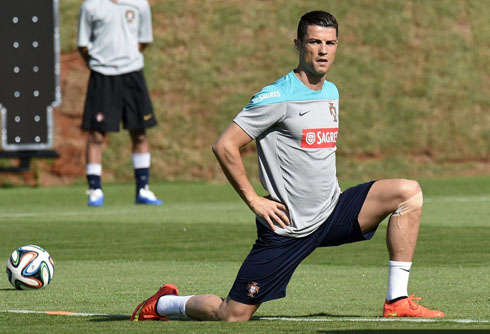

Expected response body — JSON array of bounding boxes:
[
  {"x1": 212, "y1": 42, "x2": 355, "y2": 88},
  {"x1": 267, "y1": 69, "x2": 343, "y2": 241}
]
[
  {"x1": 134, "y1": 168, "x2": 149, "y2": 193},
  {"x1": 87, "y1": 175, "x2": 101, "y2": 190},
  {"x1": 388, "y1": 296, "x2": 408, "y2": 304}
]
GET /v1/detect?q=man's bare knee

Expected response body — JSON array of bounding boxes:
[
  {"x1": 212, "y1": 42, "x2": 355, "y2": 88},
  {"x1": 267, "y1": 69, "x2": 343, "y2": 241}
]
[
  {"x1": 130, "y1": 130, "x2": 149, "y2": 153},
  {"x1": 87, "y1": 131, "x2": 105, "y2": 146},
  {"x1": 393, "y1": 180, "x2": 423, "y2": 217},
  {"x1": 218, "y1": 297, "x2": 257, "y2": 322},
  {"x1": 398, "y1": 179, "x2": 421, "y2": 199}
]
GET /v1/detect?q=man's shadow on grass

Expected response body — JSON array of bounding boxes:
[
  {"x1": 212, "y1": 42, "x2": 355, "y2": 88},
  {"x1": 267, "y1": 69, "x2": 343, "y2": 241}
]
[
  {"x1": 89, "y1": 314, "x2": 196, "y2": 322},
  {"x1": 89, "y1": 312, "x2": 362, "y2": 323},
  {"x1": 87, "y1": 311, "x2": 488, "y2": 334},
  {"x1": 252, "y1": 312, "x2": 364, "y2": 319},
  {"x1": 89, "y1": 315, "x2": 130, "y2": 322},
  {"x1": 316, "y1": 331, "x2": 488, "y2": 334}
]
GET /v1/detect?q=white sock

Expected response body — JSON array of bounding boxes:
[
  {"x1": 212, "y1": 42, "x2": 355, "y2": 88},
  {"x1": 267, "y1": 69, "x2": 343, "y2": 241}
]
[
  {"x1": 156, "y1": 295, "x2": 193, "y2": 318},
  {"x1": 132, "y1": 153, "x2": 151, "y2": 169},
  {"x1": 86, "y1": 163, "x2": 102, "y2": 176},
  {"x1": 386, "y1": 260, "x2": 412, "y2": 301}
]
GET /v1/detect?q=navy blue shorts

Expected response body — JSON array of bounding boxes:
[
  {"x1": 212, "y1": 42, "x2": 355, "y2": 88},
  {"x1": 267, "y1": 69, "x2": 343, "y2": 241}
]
[
  {"x1": 228, "y1": 181, "x2": 376, "y2": 305},
  {"x1": 82, "y1": 70, "x2": 157, "y2": 132}
]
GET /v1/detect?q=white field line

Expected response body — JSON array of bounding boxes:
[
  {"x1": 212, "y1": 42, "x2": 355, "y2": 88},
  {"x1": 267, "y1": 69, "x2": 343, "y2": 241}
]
[
  {"x1": 2, "y1": 309, "x2": 127, "y2": 317},
  {"x1": 258, "y1": 316, "x2": 489, "y2": 324},
  {"x1": 0, "y1": 203, "x2": 237, "y2": 219},
  {"x1": 0, "y1": 209, "x2": 139, "y2": 219},
  {"x1": 424, "y1": 195, "x2": 490, "y2": 203},
  {"x1": 1, "y1": 309, "x2": 489, "y2": 323}
]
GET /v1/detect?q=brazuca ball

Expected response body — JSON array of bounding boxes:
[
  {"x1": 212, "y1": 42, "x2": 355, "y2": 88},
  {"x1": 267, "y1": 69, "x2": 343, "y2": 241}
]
[{"x1": 6, "y1": 245, "x2": 54, "y2": 290}]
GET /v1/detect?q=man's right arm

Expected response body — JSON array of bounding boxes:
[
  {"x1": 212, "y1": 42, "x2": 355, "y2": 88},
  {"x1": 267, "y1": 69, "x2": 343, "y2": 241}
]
[
  {"x1": 212, "y1": 122, "x2": 290, "y2": 230},
  {"x1": 77, "y1": 3, "x2": 92, "y2": 68}
]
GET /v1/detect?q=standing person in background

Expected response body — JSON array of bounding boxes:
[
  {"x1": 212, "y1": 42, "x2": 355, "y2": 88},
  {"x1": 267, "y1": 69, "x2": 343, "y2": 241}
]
[
  {"x1": 77, "y1": 0, "x2": 162, "y2": 206},
  {"x1": 130, "y1": 10, "x2": 444, "y2": 322}
]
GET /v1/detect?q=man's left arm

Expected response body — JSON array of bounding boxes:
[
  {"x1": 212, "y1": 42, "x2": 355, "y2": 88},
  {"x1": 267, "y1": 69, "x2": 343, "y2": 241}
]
[{"x1": 138, "y1": 1, "x2": 153, "y2": 50}]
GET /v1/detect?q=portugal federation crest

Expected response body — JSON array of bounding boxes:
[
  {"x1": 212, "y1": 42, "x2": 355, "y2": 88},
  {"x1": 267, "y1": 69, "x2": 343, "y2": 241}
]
[
  {"x1": 247, "y1": 281, "x2": 260, "y2": 298},
  {"x1": 95, "y1": 112, "x2": 105, "y2": 123},
  {"x1": 329, "y1": 102, "x2": 338, "y2": 122},
  {"x1": 125, "y1": 10, "x2": 135, "y2": 23}
]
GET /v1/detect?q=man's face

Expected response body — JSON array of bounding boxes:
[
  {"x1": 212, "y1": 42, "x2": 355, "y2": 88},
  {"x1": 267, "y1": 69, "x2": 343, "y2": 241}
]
[{"x1": 295, "y1": 25, "x2": 338, "y2": 77}]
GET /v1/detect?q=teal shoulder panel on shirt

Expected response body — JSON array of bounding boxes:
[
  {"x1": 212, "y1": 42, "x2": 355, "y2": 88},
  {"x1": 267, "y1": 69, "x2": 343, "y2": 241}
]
[
  {"x1": 245, "y1": 84, "x2": 287, "y2": 109},
  {"x1": 320, "y1": 80, "x2": 339, "y2": 99},
  {"x1": 244, "y1": 71, "x2": 339, "y2": 109}
]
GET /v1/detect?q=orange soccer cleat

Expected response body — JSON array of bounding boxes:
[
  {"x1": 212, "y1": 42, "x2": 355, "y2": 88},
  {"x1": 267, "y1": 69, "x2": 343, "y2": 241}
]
[
  {"x1": 131, "y1": 283, "x2": 179, "y2": 321},
  {"x1": 383, "y1": 296, "x2": 445, "y2": 318}
]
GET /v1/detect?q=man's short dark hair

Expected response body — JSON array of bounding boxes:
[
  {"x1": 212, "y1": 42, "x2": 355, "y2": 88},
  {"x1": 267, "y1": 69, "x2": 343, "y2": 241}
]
[{"x1": 297, "y1": 11, "x2": 338, "y2": 41}]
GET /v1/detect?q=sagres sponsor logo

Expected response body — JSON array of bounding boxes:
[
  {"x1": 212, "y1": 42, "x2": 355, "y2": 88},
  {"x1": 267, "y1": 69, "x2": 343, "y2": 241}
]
[
  {"x1": 251, "y1": 91, "x2": 280, "y2": 104},
  {"x1": 301, "y1": 128, "x2": 338, "y2": 148}
]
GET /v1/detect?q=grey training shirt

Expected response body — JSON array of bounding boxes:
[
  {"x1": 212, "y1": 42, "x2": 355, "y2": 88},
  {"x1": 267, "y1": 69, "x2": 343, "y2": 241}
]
[
  {"x1": 234, "y1": 71, "x2": 341, "y2": 238},
  {"x1": 77, "y1": 0, "x2": 153, "y2": 75}
]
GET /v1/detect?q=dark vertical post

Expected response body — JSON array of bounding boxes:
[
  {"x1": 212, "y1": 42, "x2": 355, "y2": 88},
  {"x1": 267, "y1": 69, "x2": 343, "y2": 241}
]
[{"x1": 0, "y1": 0, "x2": 61, "y2": 151}]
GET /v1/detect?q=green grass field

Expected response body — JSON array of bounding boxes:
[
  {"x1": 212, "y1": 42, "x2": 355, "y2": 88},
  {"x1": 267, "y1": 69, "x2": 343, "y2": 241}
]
[{"x1": 1, "y1": 177, "x2": 489, "y2": 333}]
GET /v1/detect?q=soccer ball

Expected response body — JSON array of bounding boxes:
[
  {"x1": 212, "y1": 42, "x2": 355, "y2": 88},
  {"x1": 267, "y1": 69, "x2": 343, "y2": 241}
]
[{"x1": 6, "y1": 245, "x2": 54, "y2": 290}]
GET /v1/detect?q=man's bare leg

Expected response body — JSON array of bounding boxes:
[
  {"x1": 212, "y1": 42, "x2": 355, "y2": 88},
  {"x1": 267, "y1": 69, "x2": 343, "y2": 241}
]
[
  {"x1": 184, "y1": 295, "x2": 259, "y2": 322},
  {"x1": 357, "y1": 179, "x2": 443, "y2": 317},
  {"x1": 86, "y1": 130, "x2": 105, "y2": 164},
  {"x1": 358, "y1": 179, "x2": 422, "y2": 261}
]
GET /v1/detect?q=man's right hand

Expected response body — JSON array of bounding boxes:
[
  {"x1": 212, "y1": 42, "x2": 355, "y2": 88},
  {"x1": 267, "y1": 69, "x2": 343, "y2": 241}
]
[{"x1": 249, "y1": 196, "x2": 290, "y2": 230}]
